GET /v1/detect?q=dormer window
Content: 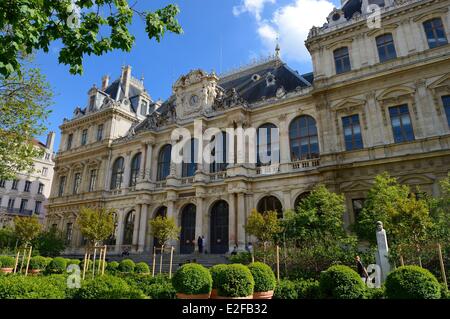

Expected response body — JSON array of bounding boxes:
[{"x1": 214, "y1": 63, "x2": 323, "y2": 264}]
[
  {"x1": 266, "y1": 73, "x2": 275, "y2": 86},
  {"x1": 140, "y1": 100, "x2": 148, "y2": 116},
  {"x1": 334, "y1": 47, "x2": 351, "y2": 74},
  {"x1": 252, "y1": 74, "x2": 261, "y2": 82},
  {"x1": 89, "y1": 94, "x2": 96, "y2": 111}
]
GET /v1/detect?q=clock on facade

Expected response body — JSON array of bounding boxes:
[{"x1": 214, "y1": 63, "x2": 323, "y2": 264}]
[{"x1": 189, "y1": 94, "x2": 199, "y2": 106}]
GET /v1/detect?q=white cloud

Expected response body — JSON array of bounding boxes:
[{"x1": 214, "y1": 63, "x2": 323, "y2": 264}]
[{"x1": 233, "y1": 0, "x2": 276, "y2": 22}]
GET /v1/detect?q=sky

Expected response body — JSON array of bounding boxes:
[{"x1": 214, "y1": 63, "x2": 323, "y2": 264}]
[{"x1": 35, "y1": 0, "x2": 341, "y2": 148}]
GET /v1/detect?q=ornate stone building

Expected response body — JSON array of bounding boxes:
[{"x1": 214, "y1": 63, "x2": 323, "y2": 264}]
[{"x1": 47, "y1": 0, "x2": 450, "y2": 255}]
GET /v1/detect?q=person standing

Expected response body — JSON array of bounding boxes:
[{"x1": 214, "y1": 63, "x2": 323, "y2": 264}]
[
  {"x1": 197, "y1": 236, "x2": 203, "y2": 253},
  {"x1": 355, "y1": 255, "x2": 369, "y2": 283},
  {"x1": 201, "y1": 235, "x2": 207, "y2": 254}
]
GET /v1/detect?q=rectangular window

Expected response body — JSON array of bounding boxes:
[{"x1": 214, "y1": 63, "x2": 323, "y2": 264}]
[
  {"x1": 389, "y1": 105, "x2": 415, "y2": 143},
  {"x1": 58, "y1": 176, "x2": 66, "y2": 196},
  {"x1": 0, "y1": 180, "x2": 5, "y2": 188},
  {"x1": 65, "y1": 223, "x2": 73, "y2": 244},
  {"x1": 35, "y1": 201, "x2": 42, "y2": 215},
  {"x1": 12, "y1": 180, "x2": 19, "y2": 190},
  {"x1": 67, "y1": 134, "x2": 73, "y2": 150},
  {"x1": 342, "y1": 115, "x2": 364, "y2": 151},
  {"x1": 73, "y1": 173, "x2": 81, "y2": 194},
  {"x1": 442, "y1": 95, "x2": 450, "y2": 128},
  {"x1": 81, "y1": 129, "x2": 88, "y2": 146},
  {"x1": 352, "y1": 198, "x2": 365, "y2": 221},
  {"x1": 38, "y1": 183, "x2": 44, "y2": 195},
  {"x1": 376, "y1": 34, "x2": 397, "y2": 62},
  {"x1": 423, "y1": 18, "x2": 448, "y2": 49},
  {"x1": 7, "y1": 198, "x2": 15, "y2": 209},
  {"x1": 140, "y1": 101, "x2": 148, "y2": 116},
  {"x1": 334, "y1": 47, "x2": 351, "y2": 74},
  {"x1": 89, "y1": 169, "x2": 97, "y2": 192},
  {"x1": 97, "y1": 124, "x2": 104, "y2": 141},
  {"x1": 45, "y1": 153, "x2": 51, "y2": 160},
  {"x1": 24, "y1": 181, "x2": 31, "y2": 192},
  {"x1": 20, "y1": 199, "x2": 28, "y2": 212},
  {"x1": 89, "y1": 95, "x2": 96, "y2": 111},
  {"x1": 42, "y1": 167, "x2": 48, "y2": 176}
]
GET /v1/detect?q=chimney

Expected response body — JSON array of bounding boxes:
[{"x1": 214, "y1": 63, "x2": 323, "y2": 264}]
[
  {"x1": 46, "y1": 131, "x2": 55, "y2": 152},
  {"x1": 101, "y1": 75, "x2": 110, "y2": 90},
  {"x1": 121, "y1": 65, "x2": 132, "y2": 97}
]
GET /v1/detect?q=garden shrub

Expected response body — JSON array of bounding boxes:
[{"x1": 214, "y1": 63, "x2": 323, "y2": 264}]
[
  {"x1": 135, "y1": 262, "x2": 150, "y2": 274},
  {"x1": 29, "y1": 256, "x2": 48, "y2": 270},
  {"x1": 119, "y1": 259, "x2": 135, "y2": 273},
  {"x1": 294, "y1": 278, "x2": 320, "y2": 299},
  {"x1": 0, "y1": 256, "x2": 15, "y2": 268},
  {"x1": 0, "y1": 275, "x2": 66, "y2": 299},
  {"x1": 228, "y1": 252, "x2": 252, "y2": 265},
  {"x1": 217, "y1": 264, "x2": 254, "y2": 297},
  {"x1": 80, "y1": 259, "x2": 93, "y2": 271},
  {"x1": 106, "y1": 261, "x2": 119, "y2": 274},
  {"x1": 75, "y1": 275, "x2": 146, "y2": 299},
  {"x1": 319, "y1": 265, "x2": 367, "y2": 299},
  {"x1": 441, "y1": 284, "x2": 449, "y2": 299},
  {"x1": 366, "y1": 287, "x2": 385, "y2": 299},
  {"x1": 146, "y1": 282, "x2": 177, "y2": 299},
  {"x1": 94, "y1": 260, "x2": 108, "y2": 271},
  {"x1": 385, "y1": 266, "x2": 441, "y2": 299},
  {"x1": 172, "y1": 263, "x2": 212, "y2": 295},
  {"x1": 67, "y1": 259, "x2": 81, "y2": 266},
  {"x1": 273, "y1": 279, "x2": 298, "y2": 299},
  {"x1": 247, "y1": 262, "x2": 276, "y2": 292},
  {"x1": 210, "y1": 264, "x2": 228, "y2": 289},
  {"x1": 45, "y1": 257, "x2": 67, "y2": 274}
]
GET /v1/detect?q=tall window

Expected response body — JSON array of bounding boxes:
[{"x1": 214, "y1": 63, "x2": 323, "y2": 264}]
[
  {"x1": 352, "y1": 199, "x2": 365, "y2": 221},
  {"x1": 12, "y1": 179, "x2": 19, "y2": 190},
  {"x1": 42, "y1": 167, "x2": 48, "y2": 176},
  {"x1": 89, "y1": 169, "x2": 97, "y2": 192},
  {"x1": 129, "y1": 153, "x2": 142, "y2": 187},
  {"x1": 442, "y1": 95, "x2": 450, "y2": 127},
  {"x1": 38, "y1": 183, "x2": 44, "y2": 195},
  {"x1": 342, "y1": 114, "x2": 364, "y2": 151},
  {"x1": 35, "y1": 201, "x2": 42, "y2": 215},
  {"x1": 58, "y1": 176, "x2": 66, "y2": 196},
  {"x1": 65, "y1": 223, "x2": 73, "y2": 245},
  {"x1": 157, "y1": 145, "x2": 172, "y2": 181},
  {"x1": 257, "y1": 123, "x2": 279, "y2": 166},
  {"x1": 81, "y1": 129, "x2": 88, "y2": 145},
  {"x1": 24, "y1": 181, "x2": 31, "y2": 192},
  {"x1": 110, "y1": 157, "x2": 124, "y2": 190},
  {"x1": 73, "y1": 172, "x2": 81, "y2": 194},
  {"x1": 0, "y1": 180, "x2": 5, "y2": 188},
  {"x1": 210, "y1": 132, "x2": 228, "y2": 173},
  {"x1": 67, "y1": 133, "x2": 73, "y2": 150},
  {"x1": 257, "y1": 196, "x2": 283, "y2": 219},
  {"x1": 140, "y1": 101, "x2": 148, "y2": 116},
  {"x1": 334, "y1": 47, "x2": 351, "y2": 74},
  {"x1": 7, "y1": 198, "x2": 15, "y2": 209},
  {"x1": 289, "y1": 115, "x2": 319, "y2": 161},
  {"x1": 20, "y1": 199, "x2": 28, "y2": 213},
  {"x1": 182, "y1": 138, "x2": 197, "y2": 177},
  {"x1": 97, "y1": 124, "x2": 104, "y2": 141},
  {"x1": 389, "y1": 105, "x2": 415, "y2": 143},
  {"x1": 123, "y1": 211, "x2": 135, "y2": 245},
  {"x1": 376, "y1": 34, "x2": 397, "y2": 62},
  {"x1": 423, "y1": 18, "x2": 448, "y2": 49}
]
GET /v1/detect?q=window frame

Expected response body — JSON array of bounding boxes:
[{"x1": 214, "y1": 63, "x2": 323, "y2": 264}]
[
  {"x1": 333, "y1": 47, "x2": 351, "y2": 74},
  {"x1": 388, "y1": 104, "x2": 415, "y2": 143},
  {"x1": 423, "y1": 18, "x2": 448, "y2": 49},
  {"x1": 342, "y1": 114, "x2": 364, "y2": 151},
  {"x1": 81, "y1": 129, "x2": 88, "y2": 146},
  {"x1": 157, "y1": 144, "x2": 172, "y2": 181},
  {"x1": 376, "y1": 33, "x2": 397, "y2": 62},
  {"x1": 289, "y1": 115, "x2": 320, "y2": 161}
]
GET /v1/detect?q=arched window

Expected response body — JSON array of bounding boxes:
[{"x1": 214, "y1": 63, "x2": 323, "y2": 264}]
[
  {"x1": 123, "y1": 210, "x2": 135, "y2": 245},
  {"x1": 106, "y1": 212, "x2": 118, "y2": 245},
  {"x1": 110, "y1": 157, "x2": 124, "y2": 190},
  {"x1": 289, "y1": 115, "x2": 319, "y2": 161},
  {"x1": 257, "y1": 123, "x2": 279, "y2": 166},
  {"x1": 157, "y1": 144, "x2": 172, "y2": 181},
  {"x1": 257, "y1": 196, "x2": 283, "y2": 219},
  {"x1": 153, "y1": 206, "x2": 167, "y2": 249},
  {"x1": 294, "y1": 192, "x2": 311, "y2": 212},
  {"x1": 210, "y1": 132, "x2": 228, "y2": 173},
  {"x1": 182, "y1": 138, "x2": 197, "y2": 177},
  {"x1": 129, "y1": 152, "x2": 142, "y2": 187}
]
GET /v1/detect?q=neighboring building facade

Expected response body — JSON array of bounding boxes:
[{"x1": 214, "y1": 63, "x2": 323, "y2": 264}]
[
  {"x1": 47, "y1": 0, "x2": 450, "y2": 255},
  {"x1": 0, "y1": 133, "x2": 56, "y2": 227}
]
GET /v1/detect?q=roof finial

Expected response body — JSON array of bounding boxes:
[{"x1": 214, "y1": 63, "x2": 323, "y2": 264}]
[{"x1": 275, "y1": 35, "x2": 280, "y2": 58}]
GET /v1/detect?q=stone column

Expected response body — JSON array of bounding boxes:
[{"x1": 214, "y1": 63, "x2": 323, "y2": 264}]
[
  {"x1": 132, "y1": 204, "x2": 141, "y2": 251},
  {"x1": 123, "y1": 151, "x2": 132, "y2": 188},
  {"x1": 228, "y1": 193, "x2": 236, "y2": 252},
  {"x1": 237, "y1": 193, "x2": 246, "y2": 250},
  {"x1": 194, "y1": 197, "x2": 204, "y2": 252},
  {"x1": 138, "y1": 204, "x2": 148, "y2": 252},
  {"x1": 145, "y1": 143, "x2": 153, "y2": 180},
  {"x1": 115, "y1": 210, "x2": 124, "y2": 254},
  {"x1": 167, "y1": 200, "x2": 177, "y2": 248},
  {"x1": 278, "y1": 115, "x2": 290, "y2": 172}
]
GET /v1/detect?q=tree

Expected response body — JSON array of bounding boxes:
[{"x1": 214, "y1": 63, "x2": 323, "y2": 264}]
[
  {"x1": 0, "y1": 0, "x2": 183, "y2": 77},
  {"x1": 32, "y1": 229, "x2": 66, "y2": 257},
  {"x1": 245, "y1": 209, "x2": 281, "y2": 249},
  {"x1": 149, "y1": 216, "x2": 180, "y2": 248},
  {"x1": 428, "y1": 173, "x2": 450, "y2": 244},
  {"x1": 14, "y1": 215, "x2": 42, "y2": 245},
  {"x1": 76, "y1": 207, "x2": 115, "y2": 246},
  {"x1": 0, "y1": 60, "x2": 52, "y2": 180}
]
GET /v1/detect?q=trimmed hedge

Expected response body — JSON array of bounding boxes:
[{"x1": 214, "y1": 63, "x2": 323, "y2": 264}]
[
  {"x1": 217, "y1": 264, "x2": 254, "y2": 297},
  {"x1": 45, "y1": 257, "x2": 67, "y2": 274},
  {"x1": 319, "y1": 265, "x2": 367, "y2": 299},
  {"x1": 67, "y1": 259, "x2": 81, "y2": 266},
  {"x1": 75, "y1": 275, "x2": 146, "y2": 299},
  {"x1": 247, "y1": 262, "x2": 276, "y2": 293},
  {"x1": 273, "y1": 279, "x2": 298, "y2": 299},
  {"x1": 106, "y1": 261, "x2": 120, "y2": 274},
  {"x1": 210, "y1": 264, "x2": 228, "y2": 289},
  {"x1": 146, "y1": 282, "x2": 177, "y2": 299},
  {"x1": 119, "y1": 259, "x2": 135, "y2": 273},
  {"x1": 172, "y1": 263, "x2": 212, "y2": 295},
  {"x1": 385, "y1": 266, "x2": 441, "y2": 299},
  {"x1": 29, "y1": 256, "x2": 48, "y2": 270},
  {"x1": 0, "y1": 256, "x2": 16, "y2": 268},
  {"x1": 135, "y1": 262, "x2": 150, "y2": 274},
  {"x1": 294, "y1": 279, "x2": 320, "y2": 299},
  {"x1": 0, "y1": 275, "x2": 66, "y2": 299}
]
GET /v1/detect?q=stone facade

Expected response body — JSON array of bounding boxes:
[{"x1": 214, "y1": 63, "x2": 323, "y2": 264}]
[{"x1": 47, "y1": 0, "x2": 450, "y2": 255}]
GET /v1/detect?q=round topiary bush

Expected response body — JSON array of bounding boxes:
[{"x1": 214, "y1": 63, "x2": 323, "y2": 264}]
[
  {"x1": 172, "y1": 263, "x2": 212, "y2": 296},
  {"x1": 67, "y1": 259, "x2": 81, "y2": 266},
  {"x1": 107, "y1": 261, "x2": 119, "y2": 274},
  {"x1": 94, "y1": 260, "x2": 108, "y2": 271},
  {"x1": 385, "y1": 266, "x2": 441, "y2": 299},
  {"x1": 146, "y1": 282, "x2": 177, "y2": 299},
  {"x1": 135, "y1": 262, "x2": 150, "y2": 274},
  {"x1": 0, "y1": 256, "x2": 15, "y2": 268},
  {"x1": 319, "y1": 265, "x2": 367, "y2": 299},
  {"x1": 29, "y1": 256, "x2": 48, "y2": 270},
  {"x1": 247, "y1": 262, "x2": 276, "y2": 293},
  {"x1": 119, "y1": 259, "x2": 135, "y2": 273},
  {"x1": 273, "y1": 279, "x2": 298, "y2": 299},
  {"x1": 217, "y1": 264, "x2": 255, "y2": 298},
  {"x1": 210, "y1": 264, "x2": 228, "y2": 289},
  {"x1": 75, "y1": 275, "x2": 146, "y2": 299},
  {"x1": 45, "y1": 257, "x2": 67, "y2": 274}
]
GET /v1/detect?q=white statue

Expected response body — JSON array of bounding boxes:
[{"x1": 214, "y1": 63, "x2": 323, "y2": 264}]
[{"x1": 375, "y1": 221, "x2": 391, "y2": 282}]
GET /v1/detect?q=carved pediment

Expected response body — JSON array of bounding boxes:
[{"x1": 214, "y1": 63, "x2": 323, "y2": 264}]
[
  {"x1": 331, "y1": 98, "x2": 366, "y2": 113},
  {"x1": 428, "y1": 73, "x2": 450, "y2": 90},
  {"x1": 340, "y1": 180, "x2": 373, "y2": 192},
  {"x1": 398, "y1": 174, "x2": 434, "y2": 185},
  {"x1": 377, "y1": 86, "x2": 415, "y2": 101},
  {"x1": 173, "y1": 69, "x2": 209, "y2": 90}
]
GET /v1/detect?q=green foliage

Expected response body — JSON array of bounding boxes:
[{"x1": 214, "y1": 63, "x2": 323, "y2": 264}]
[
  {"x1": 172, "y1": 263, "x2": 212, "y2": 295},
  {"x1": 0, "y1": 1, "x2": 182, "y2": 76},
  {"x1": 245, "y1": 209, "x2": 281, "y2": 244},
  {"x1": 385, "y1": 266, "x2": 441, "y2": 299},
  {"x1": 0, "y1": 227, "x2": 17, "y2": 251},
  {"x1": 366, "y1": 287, "x2": 385, "y2": 299},
  {"x1": 94, "y1": 260, "x2": 107, "y2": 272},
  {"x1": 149, "y1": 216, "x2": 180, "y2": 246},
  {"x1": 76, "y1": 207, "x2": 115, "y2": 245},
  {"x1": 228, "y1": 252, "x2": 252, "y2": 265},
  {"x1": 14, "y1": 216, "x2": 42, "y2": 245},
  {"x1": 106, "y1": 261, "x2": 119, "y2": 274},
  {"x1": 146, "y1": 282, "x2": 176, "y2": 299},
  {"x1": 428, "y1": 174, "x2": 450, "y2": 244},
  {"x1": 217, "y1": 264, "x2": 254, "y2": 297},
  {"x1": 294, "y1": 279, "x2": 321, "y2": 299},
  {"x1": 0, "y1": 275, "x2": 67, "y2": 299},
  {"x1": 119, "y1": 259, "x2": 135, "y2": 273},
  {"x1": 319, "y1": 265, "x2": 367, "y2": 299},
  {"x1": 67, "y1": 259, "x2": 81, "y2": 266},
  {"x1": 0, "y1": 255, "x2": 15, "y2": 268},
  {"x1": 45, "y1": 257, "x2": 67, "y2": 275},
  {"x1": 29, "y1": 256, "x2": 48, "y2": 270},
  {"x1": 247, "y1": 262, "x2": 276, "y2": 292},
  {"x1": 75, "y1": 275, "x2": 146, "y2": 299},
  {"x1": 32, "y1": 230, "x2": 66, "y2": 257},
  {"x1": 273, "y1": 279, "x2": 298, "y2": 299},
  {"x1": 210, "y1": 264, "x2": 228, "y2": 289},
  {"x1": 134, "y1": 262, "x2": 150, "y2": 274},
  {"x1": 80, "y1": 259, "x2": 93, "y2": 272}
]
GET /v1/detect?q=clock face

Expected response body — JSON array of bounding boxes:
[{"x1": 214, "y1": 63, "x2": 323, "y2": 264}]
[{"x1": 189, "y1": 94, "x2": 199, "y2": 106}]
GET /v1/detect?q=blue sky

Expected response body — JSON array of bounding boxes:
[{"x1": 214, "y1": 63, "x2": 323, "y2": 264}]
[{"x1": 35, "y1": 0, "x2": 340, "y2": 148}]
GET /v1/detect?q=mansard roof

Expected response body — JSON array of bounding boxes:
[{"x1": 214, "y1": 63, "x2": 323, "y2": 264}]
[{"x1": 342, "y1": 0, "x2": 363, "y2": 20}]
